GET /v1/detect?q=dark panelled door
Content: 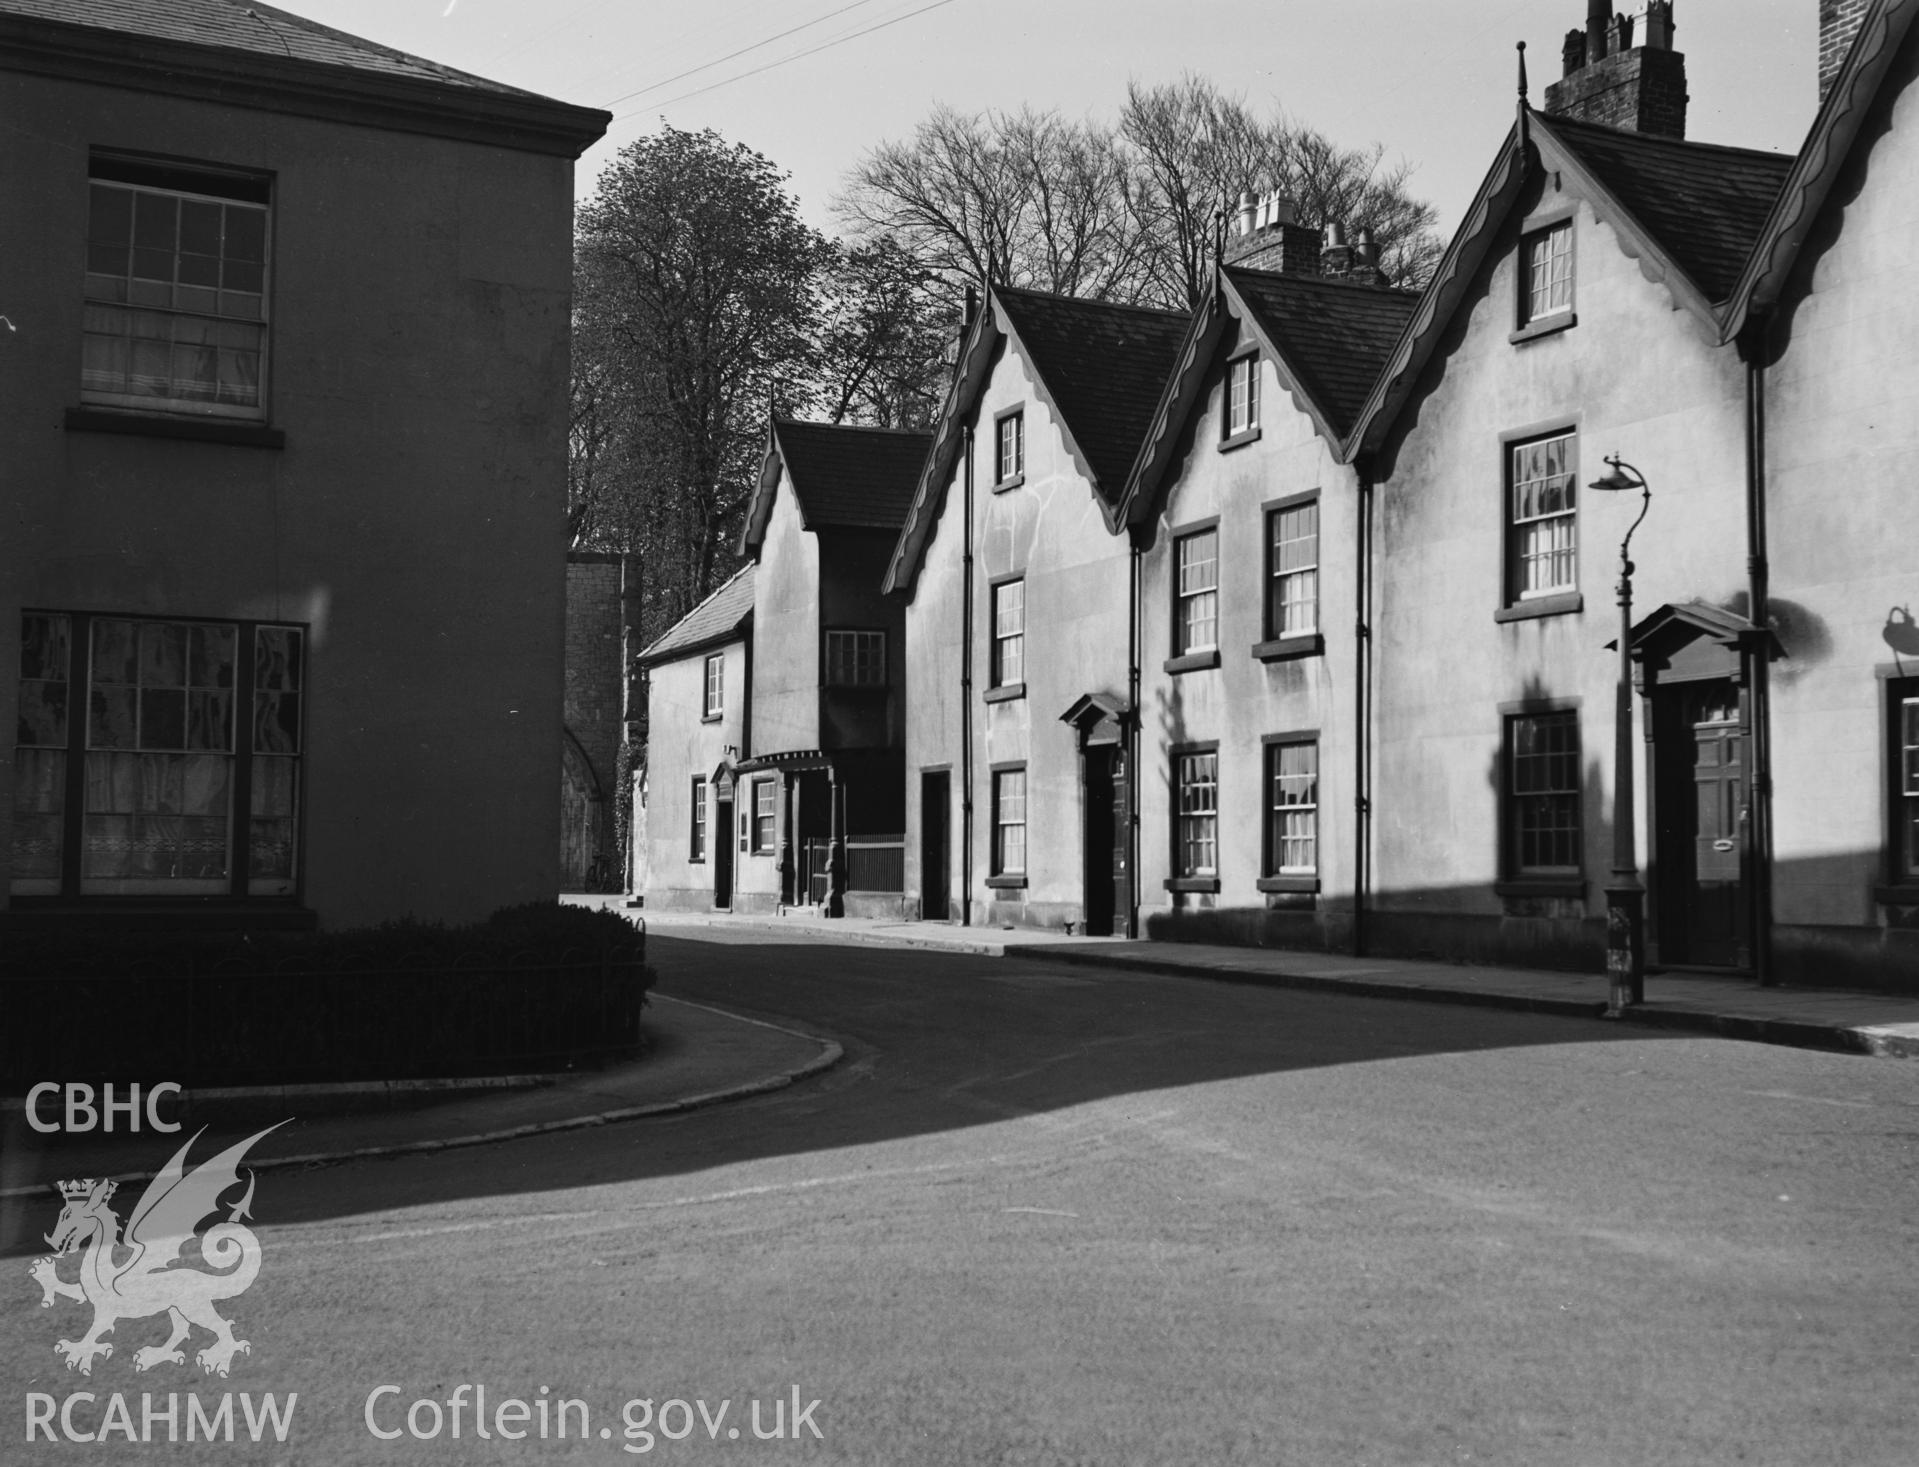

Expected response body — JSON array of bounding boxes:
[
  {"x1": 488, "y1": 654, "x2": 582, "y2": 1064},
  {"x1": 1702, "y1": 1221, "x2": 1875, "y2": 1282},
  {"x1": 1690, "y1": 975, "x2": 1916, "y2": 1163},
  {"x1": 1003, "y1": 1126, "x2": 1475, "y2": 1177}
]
[
  {"x1": 1681, "y1": 681, "x2": 1748, "y2": 966},
  {"x1": 1082, "y1": 743, "x2": 1129, "y2": 936},
  {"x1": 921, "y1": 770, "x2": 949, "y2": 921},
  {"x1": 713, "y1": 793, "x2": 734, "y2": 910}
]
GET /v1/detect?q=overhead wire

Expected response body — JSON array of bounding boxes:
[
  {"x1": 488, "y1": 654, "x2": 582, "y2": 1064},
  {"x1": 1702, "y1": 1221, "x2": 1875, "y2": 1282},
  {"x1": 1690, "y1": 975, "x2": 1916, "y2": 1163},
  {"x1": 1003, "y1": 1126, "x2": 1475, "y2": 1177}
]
[
  {"x1": 603, "y1": 0, "x2": 885, "y2": 109},
  {"x1": 614, "y1": 0, "x2": 957, "y2": 118}
]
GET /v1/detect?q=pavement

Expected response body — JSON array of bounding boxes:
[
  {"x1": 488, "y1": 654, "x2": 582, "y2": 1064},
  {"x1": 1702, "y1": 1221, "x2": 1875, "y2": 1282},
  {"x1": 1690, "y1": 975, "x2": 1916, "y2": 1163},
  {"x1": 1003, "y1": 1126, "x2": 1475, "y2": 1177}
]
[
  {"x1": 614, "y1": 900, "x2": 1919, "y2": 1060},
  {"x1": 0, "y1": 992, "x2": 840, "y2": 1198},
  {"x1": 10, "y1": 897, "x2": 1915, "y2": 1196}
]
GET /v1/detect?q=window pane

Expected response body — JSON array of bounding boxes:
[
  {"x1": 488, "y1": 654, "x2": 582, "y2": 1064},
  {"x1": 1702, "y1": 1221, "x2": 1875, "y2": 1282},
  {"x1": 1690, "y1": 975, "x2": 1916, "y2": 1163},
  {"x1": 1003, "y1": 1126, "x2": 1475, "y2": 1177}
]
[
  {"x1": 1511, "y1": 712, "x2": 1581, "y2": 871},
  {"x1": 1177, "y1": 531, "x2": 1219, "y2": 653},
  {"x1": 1269, "y1": 742, "x2": 1318, "y2": 874},
  {"x1": 1527, "y1": 223, "x2": 1573, "y2": 320},
  {"x1": 1270, "y1": 503, "x2": 1319, "y2": 637},
  {"x1": 996, "y1": 769, "x2": 1026, "y2": 873},
  {"x1": 83, "y1": 180, "x2": 268, "y2": 417},
  {"x1": 1511, "y1": 433, "x2": 1577, "y2": 597},
  {"x1": 1177, "y1": 752, "x2": 1218, "y2": 876},
  {"x1": 994, "y1": 582, "x2": 1024, "y2": 686}
]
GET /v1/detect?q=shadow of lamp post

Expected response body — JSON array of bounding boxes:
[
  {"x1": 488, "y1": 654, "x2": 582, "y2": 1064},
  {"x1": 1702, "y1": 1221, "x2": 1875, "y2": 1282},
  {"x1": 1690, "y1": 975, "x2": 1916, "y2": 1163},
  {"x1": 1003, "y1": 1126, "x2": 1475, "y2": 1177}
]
[{"x1": 1590, "y1": 454, "x2": 1652, "y2": 1015}]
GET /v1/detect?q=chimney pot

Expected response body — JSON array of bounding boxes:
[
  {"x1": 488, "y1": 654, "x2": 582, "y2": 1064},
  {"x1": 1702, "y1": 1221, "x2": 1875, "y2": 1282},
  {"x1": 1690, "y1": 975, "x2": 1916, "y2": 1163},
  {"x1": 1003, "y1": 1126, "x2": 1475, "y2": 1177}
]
[
  {"x1": 1238, "y1": 191, "x2": 1257, "y2": 236},
  {"x1": 1643, "y1": 1, "x2": 1674, "y2": 50},
  {"x1": 1562, "y1": 28, "x2": 1586, "y2": 76},
  {"x1": 1587, "y1": 0, "x2": 1611, "y2": 62}
]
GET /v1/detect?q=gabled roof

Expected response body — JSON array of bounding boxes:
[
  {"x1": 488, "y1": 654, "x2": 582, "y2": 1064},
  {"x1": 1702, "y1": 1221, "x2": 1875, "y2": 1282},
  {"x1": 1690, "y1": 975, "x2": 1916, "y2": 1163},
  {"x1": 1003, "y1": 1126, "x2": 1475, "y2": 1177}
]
[
  {"x1": 1725, "y1": 0, "x2": 1919, "y2": 340},
  {"x1": 637, "y1": 563, "x2": 755, "y2": 668},
  {"x1": 1346, "y1": 107, "x2": 1794, "y2": 461},
  {"x1": 0, "y1": 0, "x2": 610, "y2": 156},
  {"x1": 744, "y1": 419, "x2": 932, "y2": 553},
  {"x1": 993, "y1": 288, "x2": 1191, "y2": 499},
  {"x1": 1121, "y1": 268, "x2": 1418, "y2": 524},
  {"x1": 1545, "y1": 117, "x2": 1794, "y2": 304},
  {"x1": 883, "y1": 286, "x2": 1189, "y2": 594},
  {"x1": 1229, "y1": 270, "x2": 1422, "y2": 437}
]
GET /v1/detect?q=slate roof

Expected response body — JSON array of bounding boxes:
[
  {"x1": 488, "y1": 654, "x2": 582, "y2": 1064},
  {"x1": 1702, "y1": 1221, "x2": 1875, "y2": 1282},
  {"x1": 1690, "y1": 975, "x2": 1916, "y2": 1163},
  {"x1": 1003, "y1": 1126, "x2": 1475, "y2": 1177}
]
[
  {"x1": 1225, "y1": 268, "x2": 1421, "y2": 437},
  {"x1": 637, "y1": 563, "x2": 755, "y2": 667},
  {"x1": 773, "y1": 420, "x2": 932, "y2": 531},
  {"x1": 1542, "y1": 116, "x2": 1796, "y2": 303},
  {"x1": 0, "y1": 0, "x2": 543, "y2": 96},
  {"x1": 994, "y1": 289, "x2": 1191, "y2": 502}
]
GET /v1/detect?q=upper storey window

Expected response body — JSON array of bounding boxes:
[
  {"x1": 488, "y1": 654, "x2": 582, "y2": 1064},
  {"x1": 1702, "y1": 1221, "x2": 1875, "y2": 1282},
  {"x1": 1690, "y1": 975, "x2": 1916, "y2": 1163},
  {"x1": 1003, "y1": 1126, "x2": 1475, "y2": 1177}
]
[
  {"x1": 1508, "y1": 431, "x2": 1578, "y2": 602},
  {"x1": 1224, "y1": 354, "x2": 1259, "y2": 439},
  {"x1": 1521, "y1": 220, "x2": 1573, "y2": 328},
  {"x1": 83, "y1": 155, "x2": 271, "y2": 420},
  {"x1": 995, "y1": 408, "x2": 1024, "y2": 486}
]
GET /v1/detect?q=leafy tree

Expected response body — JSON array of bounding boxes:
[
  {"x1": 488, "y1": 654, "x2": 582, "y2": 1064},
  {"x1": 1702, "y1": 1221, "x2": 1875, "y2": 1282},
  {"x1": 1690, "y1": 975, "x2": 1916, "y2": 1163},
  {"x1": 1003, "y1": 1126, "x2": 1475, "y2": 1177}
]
[{"x1": 571, "y1": 125, "x2": 833, "y2": 642}]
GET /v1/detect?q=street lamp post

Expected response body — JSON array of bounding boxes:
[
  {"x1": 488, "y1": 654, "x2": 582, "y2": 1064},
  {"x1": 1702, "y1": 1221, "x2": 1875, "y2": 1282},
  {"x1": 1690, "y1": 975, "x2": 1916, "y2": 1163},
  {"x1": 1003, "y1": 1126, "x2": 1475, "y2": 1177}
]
[{"x1": 1589, "y1": 455, "x2": 1652, "y2": 1016}]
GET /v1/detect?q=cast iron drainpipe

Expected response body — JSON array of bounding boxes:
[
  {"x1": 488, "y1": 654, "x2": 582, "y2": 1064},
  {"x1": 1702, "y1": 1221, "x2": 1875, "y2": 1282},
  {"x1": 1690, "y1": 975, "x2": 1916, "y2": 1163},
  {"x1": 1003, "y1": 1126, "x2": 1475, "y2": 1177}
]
[
  {"x1": 1353, "y1": 459, "x2": 1374, "y2": 956},
  {"x1": 1745, "y1": 328, "x2": 1776, "y2": 985},
  {"x1": 960, "y1": 422, "x2": 975, "y2": 925},
  {"x1": 1128, "y1": 527, "x2": 1143, "y2": 940}
]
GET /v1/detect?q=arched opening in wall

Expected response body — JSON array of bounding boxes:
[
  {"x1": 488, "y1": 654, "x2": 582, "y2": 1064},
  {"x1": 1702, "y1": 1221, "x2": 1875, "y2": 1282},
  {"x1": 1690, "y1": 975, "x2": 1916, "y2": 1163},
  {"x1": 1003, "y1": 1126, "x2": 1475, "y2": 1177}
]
[{"x1": 561, "y1": 729, "x2": 607, "y2": 891}]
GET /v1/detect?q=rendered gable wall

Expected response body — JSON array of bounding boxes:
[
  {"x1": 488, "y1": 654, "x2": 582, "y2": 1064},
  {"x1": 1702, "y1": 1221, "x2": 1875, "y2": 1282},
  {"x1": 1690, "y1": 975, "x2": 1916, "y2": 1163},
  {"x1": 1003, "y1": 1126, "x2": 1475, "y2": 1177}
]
[
  {"x1": 1763, "y1": 26, "x2": 1919, "y2": 986},
  {"x1": 1366, "y1": 170, "x2": 1750, "y2": 968},
  {"x1": 1135, "y1": 315, "x2": 1359, "y2": 948}
]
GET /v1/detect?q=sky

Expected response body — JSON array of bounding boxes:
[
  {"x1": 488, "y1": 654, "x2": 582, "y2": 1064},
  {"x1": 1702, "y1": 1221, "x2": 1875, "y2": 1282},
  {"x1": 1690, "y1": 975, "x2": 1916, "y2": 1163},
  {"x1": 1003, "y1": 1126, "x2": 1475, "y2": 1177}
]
[{"x1": 269, "y1": 1, "x2": 1819, "y2": 238}]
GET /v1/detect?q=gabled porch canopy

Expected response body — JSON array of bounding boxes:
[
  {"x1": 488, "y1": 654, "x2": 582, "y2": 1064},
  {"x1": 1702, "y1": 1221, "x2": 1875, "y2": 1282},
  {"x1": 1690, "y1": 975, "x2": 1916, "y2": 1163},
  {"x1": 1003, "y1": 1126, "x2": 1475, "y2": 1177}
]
[
  {"x1": 1059, "y1": 691, "x2": 1130, "y2": 746},
  {"x1": 1625, "y1": 600, "x2": 1782, "y2": 687}
]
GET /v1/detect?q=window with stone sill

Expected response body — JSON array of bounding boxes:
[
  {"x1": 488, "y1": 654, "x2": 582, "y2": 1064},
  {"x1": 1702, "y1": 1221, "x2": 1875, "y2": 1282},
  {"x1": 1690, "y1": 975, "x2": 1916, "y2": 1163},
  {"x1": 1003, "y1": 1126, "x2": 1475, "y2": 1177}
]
[
  {"x1": 1506, "y1": 710, "x2": 1582, "y2": 878},
  {"x1": 1507, "y1": 430, "x2": 1578, "y2": 604},
  {"x1": 1520, "y1": 220, "x2": 1573, "y2": 328},
  {"x1": 1267, "y1": 499, "x2": 1319, "y2": 640},
  {"x1": 1174, "y1": 529, "x2": 1219, "y2": 656},
  {"x1": 992, "y1": 767, "x2": 1027, "y2": 876},
  {"x1": 690, "y1": 776, "x2": 708, "y2": 861},
  {"x1": 991, "y1": 579, "x2": 1025, "y2": 689},
  {"x1": 995, "y1": 409, "x2": 1024, "y2": 485},
  {"x1": 1175, "y1": 749, "x2": 1219, "y2": 880},
  {"x1": 83, "y1": 155, "x2": 272, "y2": 421},
  {"x1": 1266, "y1": 739, "x2": 1318, "y2": 877},
  {"x1": 1225, "y1": 354, "x2": 1259, "y2": 438}
]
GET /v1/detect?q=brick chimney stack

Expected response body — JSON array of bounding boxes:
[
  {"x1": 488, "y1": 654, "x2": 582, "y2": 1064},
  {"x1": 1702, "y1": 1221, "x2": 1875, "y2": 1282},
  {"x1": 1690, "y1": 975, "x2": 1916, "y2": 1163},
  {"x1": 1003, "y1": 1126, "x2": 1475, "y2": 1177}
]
[
  {"x1": 1544, "y1": 2, "x2": 1689, "y2": 139},
  {"x1": 1820, "y1": 0, "x2": 1871, "y2": 103},
  {"x1": 1222, "y1": 190, "x2": 1323, "y2": 275}
]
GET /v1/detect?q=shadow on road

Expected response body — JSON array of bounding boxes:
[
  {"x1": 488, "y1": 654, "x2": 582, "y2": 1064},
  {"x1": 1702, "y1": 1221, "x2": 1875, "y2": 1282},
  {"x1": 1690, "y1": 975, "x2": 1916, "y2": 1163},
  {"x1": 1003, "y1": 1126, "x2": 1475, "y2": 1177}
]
[{"x1": 0, "y1": 931, "x2": 1663, "y2": 1251}]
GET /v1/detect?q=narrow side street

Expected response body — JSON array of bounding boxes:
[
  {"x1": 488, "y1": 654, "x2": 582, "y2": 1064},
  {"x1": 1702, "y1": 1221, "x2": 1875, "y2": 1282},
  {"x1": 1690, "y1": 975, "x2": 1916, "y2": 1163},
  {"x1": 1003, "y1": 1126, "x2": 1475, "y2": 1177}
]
[{"x1": 9, "y1": 930, "x2": 1916, "y2": 1465}]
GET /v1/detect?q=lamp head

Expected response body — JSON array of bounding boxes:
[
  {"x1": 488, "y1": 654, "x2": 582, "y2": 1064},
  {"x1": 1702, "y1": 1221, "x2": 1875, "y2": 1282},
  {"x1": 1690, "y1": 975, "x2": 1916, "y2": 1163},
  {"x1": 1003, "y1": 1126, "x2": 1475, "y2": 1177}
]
[{"x1": 1588, "y1": 455, "x2": 1647, "y2": 494}]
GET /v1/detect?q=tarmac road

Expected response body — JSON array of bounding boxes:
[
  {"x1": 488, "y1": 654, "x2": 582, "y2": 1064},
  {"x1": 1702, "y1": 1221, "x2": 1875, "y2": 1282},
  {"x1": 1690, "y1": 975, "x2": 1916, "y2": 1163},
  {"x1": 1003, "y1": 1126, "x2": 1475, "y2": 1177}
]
[{"x1": 6, "y1": 929, "x2": 1919, "y2": 1465}]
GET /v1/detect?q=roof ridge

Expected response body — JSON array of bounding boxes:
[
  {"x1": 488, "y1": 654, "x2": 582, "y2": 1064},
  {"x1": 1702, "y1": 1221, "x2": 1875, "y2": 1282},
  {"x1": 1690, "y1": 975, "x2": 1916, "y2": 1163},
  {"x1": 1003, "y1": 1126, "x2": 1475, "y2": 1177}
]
[
  {"x1": 776, "y1": 418, "x2": 934, "y2": 437},
  {"x1": 996, "y1": 286, "x2": 1189, "y2": 321},
  {"x1": 1542, "y1": 114, "x2": 1794, "y2": 164},
  {"x1": 1225, "y1": 265, "x2": 1421, "y2": 301}
]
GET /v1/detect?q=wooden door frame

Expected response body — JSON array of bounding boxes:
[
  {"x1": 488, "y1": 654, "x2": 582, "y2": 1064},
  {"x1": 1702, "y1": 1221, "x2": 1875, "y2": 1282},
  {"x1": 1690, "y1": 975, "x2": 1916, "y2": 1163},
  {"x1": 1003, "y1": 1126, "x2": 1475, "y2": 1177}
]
[{"x1": 1636, "y1": 624, "x2": 1756, "y2": 972}]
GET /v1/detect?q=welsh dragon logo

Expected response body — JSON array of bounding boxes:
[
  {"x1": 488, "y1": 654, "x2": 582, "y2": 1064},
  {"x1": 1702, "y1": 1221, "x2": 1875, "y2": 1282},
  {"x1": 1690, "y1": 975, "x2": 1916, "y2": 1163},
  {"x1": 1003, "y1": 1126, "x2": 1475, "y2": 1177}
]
[{"x1": 29, "y1": 1124, "x2": 284, "y2": 1377}]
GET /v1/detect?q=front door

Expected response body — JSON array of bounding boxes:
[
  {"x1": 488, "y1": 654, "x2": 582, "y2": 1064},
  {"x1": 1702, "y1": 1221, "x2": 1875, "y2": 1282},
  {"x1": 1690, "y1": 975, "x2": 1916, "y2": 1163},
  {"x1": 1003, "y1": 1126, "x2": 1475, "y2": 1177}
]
[
  {"x1": 1654, "y1": 678, "x2": 1749, "y2": 967},
  {"x1": 921, "y1": 770, "x2": 950, "y2": 921},
  {"x1": 713, "y1": 793, "x2": 734, "y2": 910},
  {"x1": 1082, "y1": 744, "x2": 1129, "y2": 936}
]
